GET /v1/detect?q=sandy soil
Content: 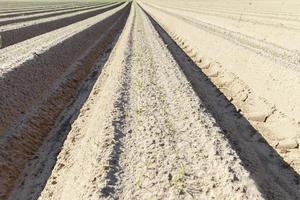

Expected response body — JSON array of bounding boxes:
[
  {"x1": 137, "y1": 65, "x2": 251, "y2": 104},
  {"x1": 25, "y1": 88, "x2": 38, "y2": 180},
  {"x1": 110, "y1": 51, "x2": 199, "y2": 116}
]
[
  {"x1": 0, "y1": 3, "x2": 119, "y2": 31},
  {"x1": 0, "y1": 2, "x2": 123, "y2": 48},
  {"x1": 0, "y1": 3, "x2": 112, "y2": 26},
  {"x1": 0, "y1": 4, "x2": 104, "y2": 18},
  {"x1": 0, "y1": 2, "x2": 128, "y2": 133},
  {"x1": 37, "y1": 4, "x2": 263, "y2": 199},
  {"x1": 0, "y1": 0, "x2": 299, "y2": 199},
  {"x1": 0, "y1": 2, "x2": 130, "y2": 199},
  {"x1": 140, "y1": 0, "x2": 300, "y2": 173}
]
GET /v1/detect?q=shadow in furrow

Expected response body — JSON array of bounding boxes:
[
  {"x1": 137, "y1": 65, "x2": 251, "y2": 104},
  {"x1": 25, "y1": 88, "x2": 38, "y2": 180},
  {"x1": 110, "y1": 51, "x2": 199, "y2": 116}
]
[
  {"x1": 0, "y1": 2, "x2": 110, "y2": 19},
  {"x1": 100, "y1": 12, "x2": 135, "y2": 198},
  {"x1": 0, "y1": 2, "x2": 101, "y2": 15},
  {"x1": 4, "y1": 5, "x2": 131, "y2": 200},
  {"x1": 0, "y1": 2, "x2": 124, "y2": 48},
  {"x1": 0, "y1": 3, "x2": 114, "y2": 26},
  {"x1": 141, "y1": 5, "x2": 300, "y2": 200}
]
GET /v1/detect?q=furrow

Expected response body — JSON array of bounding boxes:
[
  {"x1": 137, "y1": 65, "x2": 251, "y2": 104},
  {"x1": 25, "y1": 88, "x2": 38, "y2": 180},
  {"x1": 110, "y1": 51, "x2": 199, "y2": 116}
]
[
  {"x1": 147, "y1": 0, "x2": 300, "y2": 18},
  {"x1": 0, "y1": 2, "x2": 107, "y2": 17},
  {"x1": 109, "y1": 3, "x2": 262, "y2": 199},
  {"x1": 0, "y1": 2, "x2": 98, "y2": 14},
  {"x1": 0, "y1": 2, "x2": 123, "y2": 48},
  {"x1": 0, "y1": 3, "x2": 130, "y2": 199},
  {"x1": 37, "y1": 4, "x2": 135, "y2": 199},
  {"x1": 36, "y1": 3, "x2": 264, "y2": 200},
  {"x1": 0, "y1": 3, "x2": 128, "y2": 134},
  {"x1": 139, "y1": 2, "x2": 300, "y2": 173},
  {"x1": 148, "y1": 2, "x2": 300, "y2": 23},
  {"x1": 0, "y1": 2, "x2": 113, "y2": 26},
  {"x1": 143, "y1": 3, "x2": 300, "y2": 68},
  {"x1": 158, "y1": 5, "x2": 300, "y2": 31},
  {"x1": 141, "y1": 2, "x2": 300, "y2": 199},
  {"x1": 1, "y1": 1, "x2": 300, "y2": 200}
]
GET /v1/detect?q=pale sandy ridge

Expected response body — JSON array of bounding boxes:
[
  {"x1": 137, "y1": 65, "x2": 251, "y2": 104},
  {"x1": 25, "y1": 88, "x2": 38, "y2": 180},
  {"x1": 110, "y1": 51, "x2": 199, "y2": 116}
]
[
  {"x1": 0, "y1": 2, "x2": 123, "y2": 48},
  {"x1": 0, "y1": 2, "x2": 111, "y2": 25},
  {"x1": 0, "y1": 2, "x2": 127, "y2": 135},
  {"x1": 0, "y1": 2, "x2": 125, "y2": 74},
  {"x1": 113, "y1": 4, "x2": 262, "y2": 199},
  {"x1": 144, "y1": 6, "x2": 300, "y2": 198},
  {"x1": 0, "y1": 3, "x2": 76, "y2": 11},
  {"x1": 0, "y1": 2, "x2": 120, "y2": 32},
  {"x1": 38, "y1": 3, "x2": 135, "y2": 199},
  {"x1": 144, "y1": 3, "x2": 300, "y2": 57},
  {"x1": 0, "y1": 2, "x2": 108, "y2": 17},
  {"x1": 140, "y1": 0, "x2": 300, "y2": 173},
  {"x1": 0, "y1": 3, "x2": 129, "y2": 199},
  {"x1": 150, "y1": 0, "x2": 300, "y2": 16},
  {"x1": 0, "y1": 0, "x2": 299, "y2": 199},
  {"x1": 7, "y1": 12, "x2": 129, "y2": 200},
  {"x1": 39, "y1": 3, "x2": 264, "y2": 200},
  {"x1": 0, "y1": 1, "x2": 94, "y2": 10}
]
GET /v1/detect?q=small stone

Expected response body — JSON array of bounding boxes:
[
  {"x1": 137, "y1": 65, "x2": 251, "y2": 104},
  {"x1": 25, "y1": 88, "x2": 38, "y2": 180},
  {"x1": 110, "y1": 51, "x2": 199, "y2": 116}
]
[
  {"x1": 168, "y1": 173, "x2": 172, "y2": 181},
  {"x1": 276, "y1": 138, "x2": 299, "y2": 150},
  {"x1": 247, "y1": 112, "x2": 268, "y2": 122},
  {"x1": 51, "y1": 181, "x2": 57, "y2": 185},
  {"x1": 159, "y1": 143, "x2": 165, "y2": 147}
]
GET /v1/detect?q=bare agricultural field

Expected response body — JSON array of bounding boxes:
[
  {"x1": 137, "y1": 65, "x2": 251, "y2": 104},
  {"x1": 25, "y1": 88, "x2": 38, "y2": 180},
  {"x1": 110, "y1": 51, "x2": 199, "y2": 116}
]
[
  {"x1": 0, "y1": 0, "x2": 299, "y2": 200},
  {"x1": 140, "y1": 0, "x2": 300, "y2": 172}
]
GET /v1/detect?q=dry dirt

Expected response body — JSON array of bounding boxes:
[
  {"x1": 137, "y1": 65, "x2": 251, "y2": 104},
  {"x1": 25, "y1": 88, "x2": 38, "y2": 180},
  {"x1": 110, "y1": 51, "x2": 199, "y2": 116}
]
[
  {"x1": 140, "y1": 0, "x2": 300, "y2": 173},
  {"x1": 0, "y1": 0, "x2": 299, "y2": 199}
]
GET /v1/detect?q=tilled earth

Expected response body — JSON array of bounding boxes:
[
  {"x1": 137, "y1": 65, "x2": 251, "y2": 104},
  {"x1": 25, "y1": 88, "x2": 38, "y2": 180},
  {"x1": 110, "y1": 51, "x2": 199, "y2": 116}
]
[{"x1": 0, "y1": 1, "x2": 300, "y2": 200}]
